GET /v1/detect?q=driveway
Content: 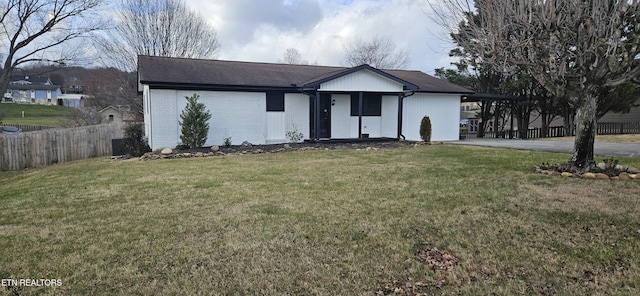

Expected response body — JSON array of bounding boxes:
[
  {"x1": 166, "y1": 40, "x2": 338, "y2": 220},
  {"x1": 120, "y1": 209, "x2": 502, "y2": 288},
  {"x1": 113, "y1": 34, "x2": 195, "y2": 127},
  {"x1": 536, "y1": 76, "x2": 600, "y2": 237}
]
[{"x1": 448, "y1": 138, "x2": 640, "y2": 158}]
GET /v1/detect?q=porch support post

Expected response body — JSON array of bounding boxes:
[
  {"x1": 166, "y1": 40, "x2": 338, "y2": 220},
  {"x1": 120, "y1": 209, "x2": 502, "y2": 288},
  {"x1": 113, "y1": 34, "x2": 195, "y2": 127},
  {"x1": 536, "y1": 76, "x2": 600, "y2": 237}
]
[
  {"x1": 315, "y1": 91, "x2": 320, "y2": 141},
  {"x1": 358, "y1": 92, "x2": 363, "y2": 139}
]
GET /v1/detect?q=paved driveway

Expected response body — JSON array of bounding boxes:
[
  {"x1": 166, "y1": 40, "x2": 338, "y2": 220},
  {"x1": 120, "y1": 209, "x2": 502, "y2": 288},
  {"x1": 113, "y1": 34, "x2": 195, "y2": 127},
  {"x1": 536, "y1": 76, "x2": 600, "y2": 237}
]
[{"x1": 448, "y1": 139, "x2": 640, "y2": 158}]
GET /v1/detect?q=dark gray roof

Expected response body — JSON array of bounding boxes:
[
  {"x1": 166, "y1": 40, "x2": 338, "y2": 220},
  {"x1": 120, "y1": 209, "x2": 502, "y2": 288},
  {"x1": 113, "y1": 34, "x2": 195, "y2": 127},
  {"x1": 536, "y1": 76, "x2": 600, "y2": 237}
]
[
  {"x1": 9, "y1": 76, "x2": 52, "y2": 85},
  {"x1": 7, "y1": 84, "x2": 60, "y2": 91},
  {"x1": 138, "y1": 55, "x2": 473, "y2": 94}
]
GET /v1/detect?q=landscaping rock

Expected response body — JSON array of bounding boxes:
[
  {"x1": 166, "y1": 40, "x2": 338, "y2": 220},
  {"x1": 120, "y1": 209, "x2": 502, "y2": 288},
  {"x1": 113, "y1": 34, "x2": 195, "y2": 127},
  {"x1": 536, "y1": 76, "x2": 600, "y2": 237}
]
[
  {"x1": 283, "y1": 144, "x2": 291, "y2": 149},
  {"x1": 628, "y1": 166, "x2": 640, "y2": 174},
  {"x1": 629, "y1": 174, "x2": 639, "y2": 179},
  {"x1": 161, "y1": 148, "x2": 173, "y2": 155},
  {"x1": 595, "y1": 173, "x2": 610, "y2": 180},
  {"x1": 561, "y1": 172, "x2": 573, "y2": 177},
  {"x1": 582, "y1": 173, "x2": 596, "y2": 179},
  {"x1": 618, "y1": 172, "x2": 630, "y2": 180},
  {"x1": 241, "y1": 141, "x2": 253, "y2": 148},
  {"x1": 195, "y1": 152, "x2": 204, "y2": 157},
  {"x1": 211, "y1": 145, "x2": 220, "y2": 152}
]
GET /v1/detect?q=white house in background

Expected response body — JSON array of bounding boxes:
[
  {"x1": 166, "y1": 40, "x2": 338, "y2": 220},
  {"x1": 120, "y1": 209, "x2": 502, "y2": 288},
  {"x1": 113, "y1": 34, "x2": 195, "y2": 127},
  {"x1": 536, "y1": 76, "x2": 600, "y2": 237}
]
[
  {"x1": 4, "y1": 76, "x2": 62, "y2": 104},
  {"x1": 137, "y1": 55, "x2": 473, "y2": 150}
]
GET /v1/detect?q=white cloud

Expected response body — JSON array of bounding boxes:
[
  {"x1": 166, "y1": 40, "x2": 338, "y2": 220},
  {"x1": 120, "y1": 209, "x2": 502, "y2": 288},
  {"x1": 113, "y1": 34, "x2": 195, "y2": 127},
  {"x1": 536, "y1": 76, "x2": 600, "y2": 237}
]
[{"x1": 185, "y1": 0, "x2": 456, "y2": 74}]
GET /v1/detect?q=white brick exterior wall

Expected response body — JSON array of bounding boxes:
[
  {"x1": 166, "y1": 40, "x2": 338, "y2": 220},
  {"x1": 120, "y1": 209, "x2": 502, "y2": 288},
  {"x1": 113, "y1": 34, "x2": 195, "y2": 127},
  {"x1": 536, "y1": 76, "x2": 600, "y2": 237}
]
[
  {"x1": 402, "y1": 93, "x2": 461, "y2": 141},
  {"x1": 145, "y1": 89, "x2": 310, "y2": 150},
  {"x1": 284, "y1": 93, "x2": 310, "y2": 142},
  {"x1": 319, "y1": 70, "x2": 404, "y2": 92}
]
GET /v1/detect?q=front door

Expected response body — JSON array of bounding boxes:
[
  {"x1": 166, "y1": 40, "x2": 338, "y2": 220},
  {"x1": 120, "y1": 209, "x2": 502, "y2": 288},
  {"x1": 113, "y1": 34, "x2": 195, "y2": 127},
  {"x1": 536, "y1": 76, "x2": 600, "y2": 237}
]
[{"x1": 318, "y1": 93, "x2": 331, "y2": 138}]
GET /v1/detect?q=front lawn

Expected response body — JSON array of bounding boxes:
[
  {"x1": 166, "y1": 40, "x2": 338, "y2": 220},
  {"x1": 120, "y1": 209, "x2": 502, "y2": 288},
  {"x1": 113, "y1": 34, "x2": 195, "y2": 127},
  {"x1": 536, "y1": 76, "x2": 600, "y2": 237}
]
[{"x1": 1, "y1": 145, "x2": 639, "y2": 295}]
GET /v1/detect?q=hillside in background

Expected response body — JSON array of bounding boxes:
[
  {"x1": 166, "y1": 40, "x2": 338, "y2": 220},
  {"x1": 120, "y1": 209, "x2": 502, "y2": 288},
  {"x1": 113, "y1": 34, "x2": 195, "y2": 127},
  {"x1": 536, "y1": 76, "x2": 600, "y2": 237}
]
[
  {"x1": 0, "y1": 104, "x2": 71, "y2": 127},
  {"x1": 10, "y1": 66, "x2": 140, "y2": 113}
]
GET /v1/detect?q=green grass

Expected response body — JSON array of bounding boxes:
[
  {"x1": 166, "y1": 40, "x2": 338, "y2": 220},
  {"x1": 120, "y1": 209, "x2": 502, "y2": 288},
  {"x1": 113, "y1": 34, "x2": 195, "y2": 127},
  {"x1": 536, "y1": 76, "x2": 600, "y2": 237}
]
[
  {"x1": 0, "y1": 103, "x2": 71, "y2": 126},
  {"x1": 1, "y1": 145, "x2": 639, "y2": 295}
]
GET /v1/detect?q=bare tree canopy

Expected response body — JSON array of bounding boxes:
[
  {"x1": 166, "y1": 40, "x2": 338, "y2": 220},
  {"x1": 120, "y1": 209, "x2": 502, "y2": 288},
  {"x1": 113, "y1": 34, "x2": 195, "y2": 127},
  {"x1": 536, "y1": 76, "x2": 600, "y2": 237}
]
[
  {"x1": 431, "y1": 0, "x2": 640, "y2": 169},
  {"x1": 0, "y1": 0, "x2": 104, "y2": 98},
  {"x1": 343, "y1": 35, "x2": 410, "y2": 69},
  {"x1": 282, "y1": 48, "x2": 303, "y2": 65},
  {"x1": 97, "y1": 0, "x2": 221, "y2": 71}
]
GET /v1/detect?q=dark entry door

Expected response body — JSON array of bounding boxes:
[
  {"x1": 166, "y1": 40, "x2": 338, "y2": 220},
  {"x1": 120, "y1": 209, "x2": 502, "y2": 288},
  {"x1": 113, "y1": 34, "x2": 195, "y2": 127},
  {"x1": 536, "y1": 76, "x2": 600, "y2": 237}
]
[{"x1": 318, "y1": 93, "x2": 331, "y2": 138}]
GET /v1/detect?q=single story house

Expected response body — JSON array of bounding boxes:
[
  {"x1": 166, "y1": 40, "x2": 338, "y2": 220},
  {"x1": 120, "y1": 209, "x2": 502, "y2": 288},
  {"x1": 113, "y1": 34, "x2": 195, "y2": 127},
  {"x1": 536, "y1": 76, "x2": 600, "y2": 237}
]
[
  {"x1": 138, "y1": 55, "x2": 472, "y2": 150},
  {"x1": 4, "y1": 76, "x2": 62, "y2": 104}
]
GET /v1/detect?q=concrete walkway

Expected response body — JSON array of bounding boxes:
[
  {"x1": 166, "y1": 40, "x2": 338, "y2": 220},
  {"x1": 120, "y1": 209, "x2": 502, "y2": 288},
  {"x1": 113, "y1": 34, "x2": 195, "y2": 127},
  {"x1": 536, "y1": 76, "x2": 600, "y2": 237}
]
[{"x1": 448, "y1": 138, "x2": 640, "y2": 158}]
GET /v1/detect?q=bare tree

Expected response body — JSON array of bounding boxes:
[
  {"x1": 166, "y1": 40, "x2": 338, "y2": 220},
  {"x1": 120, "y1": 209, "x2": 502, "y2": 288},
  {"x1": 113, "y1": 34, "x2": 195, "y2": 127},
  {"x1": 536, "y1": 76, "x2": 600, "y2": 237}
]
[
  {"x1": 97, "y1": 0, "x2": 221, "y2": 71},
  {"x1": 343, "y1": 35, "x2": 410, "y2": 69},
  {"x1": 431, "y1": 0, "x2": 640, "y2": 170},
  {"x1": 283, "y1": 48, "x2": 304, "y2": 65},
  {"x1": 60, "y1": 107, "x2": 103, "y2": 127},
  {"x1": 0, "y1": 0, "x2": 104, "y2": 98}
]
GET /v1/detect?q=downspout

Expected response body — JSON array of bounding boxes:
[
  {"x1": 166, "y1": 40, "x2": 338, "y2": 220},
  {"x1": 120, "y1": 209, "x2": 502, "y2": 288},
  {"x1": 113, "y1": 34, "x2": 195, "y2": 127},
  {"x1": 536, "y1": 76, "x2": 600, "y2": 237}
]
[{"x1": 397, "y1": 91, "x2": 415, "y2": 140}]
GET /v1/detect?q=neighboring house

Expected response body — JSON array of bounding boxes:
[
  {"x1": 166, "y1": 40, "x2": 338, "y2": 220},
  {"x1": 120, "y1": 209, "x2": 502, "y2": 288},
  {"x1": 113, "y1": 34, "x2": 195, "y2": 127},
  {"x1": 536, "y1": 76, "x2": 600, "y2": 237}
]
[
  {"x1": 138, "y1": 56, "x2": 472, "y2": 150},
  {"x1": 98, "y1": 105, "x2": 135, "y2": 124},
  {"x1": 3, "y1": 76, "x2": 62, "y2": 105}
]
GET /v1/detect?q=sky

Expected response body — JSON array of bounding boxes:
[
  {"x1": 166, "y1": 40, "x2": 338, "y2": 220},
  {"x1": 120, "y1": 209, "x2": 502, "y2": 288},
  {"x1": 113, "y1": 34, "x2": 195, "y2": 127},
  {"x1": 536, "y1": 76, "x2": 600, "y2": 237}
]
[{"x1": 183, "y1": 0, "x2": 456, "y2": 74}]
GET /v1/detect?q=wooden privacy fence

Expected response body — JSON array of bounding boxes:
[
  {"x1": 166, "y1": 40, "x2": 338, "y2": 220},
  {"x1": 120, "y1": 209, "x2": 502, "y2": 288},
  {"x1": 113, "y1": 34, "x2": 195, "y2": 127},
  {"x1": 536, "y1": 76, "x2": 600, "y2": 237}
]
[
  {"x1": 0, "y1": 123, "x2": 124, "y2": 171},
  {"x1": 462, "y1": 122, "x2": 640, "y2": 139}
]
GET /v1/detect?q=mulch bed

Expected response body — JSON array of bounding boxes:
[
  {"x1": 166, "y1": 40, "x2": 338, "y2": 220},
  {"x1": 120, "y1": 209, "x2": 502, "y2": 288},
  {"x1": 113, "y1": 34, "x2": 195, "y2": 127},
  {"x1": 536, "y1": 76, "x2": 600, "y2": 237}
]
[{"x1": 135, "y1": 140, "x2": 431, "y2": 160}]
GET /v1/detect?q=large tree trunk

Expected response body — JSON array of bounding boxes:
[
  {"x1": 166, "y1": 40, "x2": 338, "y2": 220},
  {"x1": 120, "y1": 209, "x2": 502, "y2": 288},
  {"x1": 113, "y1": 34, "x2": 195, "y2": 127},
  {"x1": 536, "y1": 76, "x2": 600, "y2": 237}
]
[
  {"x1": 515, "y1": 102, "x2": 532, "y2": 139},
  {"x1": 561, "y1": 102, "x2": 575, "y2": 137},
  {"x1": 568, "y1": 93, "x2": 597, "y2": 170},
  {"x1": 477, "y1": 100, "x2": 492, "y2": 138},
  {"x1": 0, "y1": 66, "x2": 12, "y2": 100}
]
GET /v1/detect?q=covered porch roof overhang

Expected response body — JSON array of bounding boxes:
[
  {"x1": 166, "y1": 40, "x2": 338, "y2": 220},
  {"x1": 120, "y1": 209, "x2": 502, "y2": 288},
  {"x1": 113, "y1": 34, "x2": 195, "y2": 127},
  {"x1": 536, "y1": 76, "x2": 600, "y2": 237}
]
[
  {"x1": 461, "y1": 93, "x2": 534, "y2": 139},
  {"x1": 462, "y1": 93, "x2": 528, "y2": 102},
  {"x1": 306, "y1": 89, "x2": 417, "y2": 142}
]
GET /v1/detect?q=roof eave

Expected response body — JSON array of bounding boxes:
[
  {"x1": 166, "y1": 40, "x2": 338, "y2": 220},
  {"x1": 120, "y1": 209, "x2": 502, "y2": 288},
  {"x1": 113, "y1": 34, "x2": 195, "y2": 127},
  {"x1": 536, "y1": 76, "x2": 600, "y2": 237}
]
[{"x1": 140, "y1": 81, "x2": 300, "y2": 92}]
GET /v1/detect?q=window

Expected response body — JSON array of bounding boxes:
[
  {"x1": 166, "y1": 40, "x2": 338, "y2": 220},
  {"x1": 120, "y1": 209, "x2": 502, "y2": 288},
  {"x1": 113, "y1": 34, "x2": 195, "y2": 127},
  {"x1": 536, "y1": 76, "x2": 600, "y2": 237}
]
[
  {"x1": 350, "y1": 93, "x2": 382, "y2": 116},
  {"x1": 108, "y1": 115, "x2": 114, "y2": 122},
  {"x1": 266, "y1": 91, "x2": 285, "y2": 111}
]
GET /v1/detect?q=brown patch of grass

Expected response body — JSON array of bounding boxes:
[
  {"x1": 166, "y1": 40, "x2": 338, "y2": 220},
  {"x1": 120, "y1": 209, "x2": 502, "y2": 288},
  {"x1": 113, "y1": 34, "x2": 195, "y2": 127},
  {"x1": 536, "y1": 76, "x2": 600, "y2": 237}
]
[{"x1": 519, "y1": 181, "x2": 640, "y2": 217}]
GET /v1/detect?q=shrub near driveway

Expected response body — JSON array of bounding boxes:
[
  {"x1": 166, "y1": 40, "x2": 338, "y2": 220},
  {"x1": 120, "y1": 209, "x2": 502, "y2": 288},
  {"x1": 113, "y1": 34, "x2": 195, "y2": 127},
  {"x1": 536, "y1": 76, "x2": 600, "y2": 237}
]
[{"x1": 0, "y1": 145, "x2": 639, "y2": 295}]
